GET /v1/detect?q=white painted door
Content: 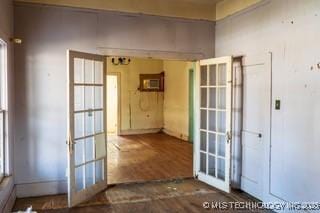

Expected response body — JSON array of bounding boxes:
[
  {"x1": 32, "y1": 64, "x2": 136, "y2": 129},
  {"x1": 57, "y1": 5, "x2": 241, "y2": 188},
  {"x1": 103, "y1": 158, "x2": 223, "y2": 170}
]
[
  {"x1": 196, "y1": 56, "x2": 232, "y2": 193},
  {"x1": 241, "y1": 54, "x2": 271, "y2": 200},
  {"x1": 67, "y1": 50, "x2": 107, "y2": 207}
]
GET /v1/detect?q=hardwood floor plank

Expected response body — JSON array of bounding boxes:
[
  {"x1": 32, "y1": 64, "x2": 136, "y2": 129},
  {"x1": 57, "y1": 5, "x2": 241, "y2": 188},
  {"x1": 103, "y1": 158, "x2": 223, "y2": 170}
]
[{"x1": 107, "y1": 133, "x2": 193, "y2": 185}]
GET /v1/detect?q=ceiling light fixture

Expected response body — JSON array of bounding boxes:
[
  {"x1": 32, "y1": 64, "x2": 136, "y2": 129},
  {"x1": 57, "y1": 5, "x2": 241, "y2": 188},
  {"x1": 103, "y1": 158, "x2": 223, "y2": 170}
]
[{"x1": 111, "y1": 57, "x2": 131, "y2": 65}]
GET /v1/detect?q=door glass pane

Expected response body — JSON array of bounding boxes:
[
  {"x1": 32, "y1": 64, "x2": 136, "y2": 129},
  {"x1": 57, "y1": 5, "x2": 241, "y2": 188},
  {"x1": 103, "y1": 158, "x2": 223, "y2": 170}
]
[
  {"x1": 85, "y1": 137, "x2": 94, "y2": 162},
  {"x1": 217, "y1": 135, "x2": 226, "y2": 157},
  {"x1": 85, "y1": 162, "x2": 94, "y2": 187},
  {"x1": 208, "y1": 155, "x2": 216, "y2": 177},
  {"x1": 208, "y1": 133, "x2": 216, "y2": 154},
  {"x1": 85, "y1": 112, "x2": 94, "y2": 136},
  {"x1": 209, "y1": 65, "x2": 216, "y2": 86},
  {"x1": 200, "y1": 88, "x2": 207, "y2": 108},
  {"x1": 200, "y1": 131, "x2": 207, "y2": 152},
  {"x1": 74, "y1": 58, "x2": 84, "y2": 83},
  {"x1": 74, "y1": 113, "x2": 84, "y2": 138},
  {"x1": 94, "y1": 87, "x2": 103, "y2": 109},
  {"x1": 200, "y1": 66, "x2": 207, "y2": 86},
  {"x1": 200, "y1": 110, "x2": 207, "y2": 130},
  {"x1": 208, "y1": 110, "x2": 216, "y2": 131},
  {"x1": 94, "y1": 111, "x2": 103, "y2": 133},
  {"x1": 217, "y1": 158, "x2": 225, "y2": 181},
  {"x1": 75, "y1": 139, "x2": 84, "y2": 165},
  {"x1": 217, "y1": 111, "x2": 226, "y2": 133},
  {"x1": 75, "y1": 166, "x2": 84, "y2": 192},
  {"x1": 200, "y1": 152, "x2": 206, "y2": 173},
  {"x1": 74, "y1": 86, "x2": 84, "y2": 111},
  {"x1": 95, "y1": 160, "x2": 104, "y2": 183},
  {"x1": 209, "y1": 88, "x2": 216, "y2": 108},
  {"x1": 94, "y1": 61, "x2": 103, "y2": 84},
  {"x1": 84, "y1": 60, "x2": 94, "y2": 83},
  {"x1": 0, "y1": 112, "x2": 3, "y2": 177},
  {"x1": 218, "y1": 88, "x2": 226, "y2": 109},
  {"x1": 218, "y1": 64, "x2": 227, "y2": 86},
  {"x1": 85, "y1": 86, "x2": 94, "y2": 110},
  {"x1": 95, "y1": 134, "x2": 106, "y2": 159}
]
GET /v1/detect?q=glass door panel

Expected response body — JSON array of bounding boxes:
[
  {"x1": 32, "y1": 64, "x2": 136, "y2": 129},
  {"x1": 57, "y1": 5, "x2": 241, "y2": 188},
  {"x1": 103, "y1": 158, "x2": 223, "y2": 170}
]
[
  {"x1": 197, "y1": 56, "x2": 232, "y2": 193},
  {"x1": 67, "y1": 50, "x2": 107, "y2": 207}
]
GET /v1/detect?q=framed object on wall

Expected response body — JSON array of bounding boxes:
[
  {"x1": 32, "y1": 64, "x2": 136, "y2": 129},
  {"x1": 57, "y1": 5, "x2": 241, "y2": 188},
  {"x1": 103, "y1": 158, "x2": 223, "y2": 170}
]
[{"x1": 139, "y1": 72, "x2": 164, "y2": 92}]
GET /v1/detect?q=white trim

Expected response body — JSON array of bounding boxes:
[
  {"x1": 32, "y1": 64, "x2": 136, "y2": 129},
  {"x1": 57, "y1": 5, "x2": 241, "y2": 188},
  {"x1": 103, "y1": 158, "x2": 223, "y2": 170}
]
[
  {"x1": 0, "y1": 39, "x2": 8, "y2": 180},
  {"x1": 16, "y1": 180, "x2": 67, "y2": 198}
]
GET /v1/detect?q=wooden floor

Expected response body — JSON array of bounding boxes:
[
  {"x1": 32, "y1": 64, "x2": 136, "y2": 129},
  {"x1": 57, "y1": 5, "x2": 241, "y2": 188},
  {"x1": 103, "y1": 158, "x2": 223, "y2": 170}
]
[
  {"x1": 13, "y1": 179, "x2": 271, "y2": 212},
  {"x1": 107, "y1": 133, "x2": 193, "y2": 184}
]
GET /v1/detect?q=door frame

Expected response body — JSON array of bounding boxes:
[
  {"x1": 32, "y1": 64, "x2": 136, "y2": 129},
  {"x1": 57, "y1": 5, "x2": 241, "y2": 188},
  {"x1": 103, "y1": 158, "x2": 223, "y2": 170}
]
[{"x1": 106, "y1": 72, "x2": 121, "y2": 136}]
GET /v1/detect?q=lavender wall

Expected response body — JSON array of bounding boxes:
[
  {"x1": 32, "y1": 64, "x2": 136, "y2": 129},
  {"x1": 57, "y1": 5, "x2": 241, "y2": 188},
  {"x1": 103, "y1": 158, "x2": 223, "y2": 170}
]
[{"x1": 215, "y1": 0, "x2": 320, "y2": 204}]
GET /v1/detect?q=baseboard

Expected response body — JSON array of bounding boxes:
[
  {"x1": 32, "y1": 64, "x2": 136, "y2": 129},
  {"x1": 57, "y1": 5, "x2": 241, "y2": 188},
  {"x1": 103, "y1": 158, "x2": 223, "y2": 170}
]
[
  {"x1": 162, "y1": 128, "x2": 189, "y2": 141},
  {"x1": 3, "y1": 186, "x2": 16, "y2": 213},
  {"x1": 16, "y1": 180, "x2": 67, "y2": 198},
  {"x1": 0, "y1": 176, "x2": 15, "y2": 212},
  {"x1": 120, "y1": 128, "x2": 161, "y2": 135}
]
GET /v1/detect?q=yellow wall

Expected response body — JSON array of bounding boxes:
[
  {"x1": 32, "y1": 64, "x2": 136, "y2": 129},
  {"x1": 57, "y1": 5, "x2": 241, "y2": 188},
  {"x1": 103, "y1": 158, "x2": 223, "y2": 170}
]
[
  {"x1": 215, "y1": 0, "x2": 261, "y2": 20},
  {"x1": 107, "y1": 57, "x2": 191, "y2": 138},
  {"x1": 107, "y1": 57, "x2": 164, "y2": 134},
  {"x1": 16, "y1": 0, "x2": 217, "y2": 21},
  {"x1": 163, "y1": 60, "x2": 192, "y2": 141}
]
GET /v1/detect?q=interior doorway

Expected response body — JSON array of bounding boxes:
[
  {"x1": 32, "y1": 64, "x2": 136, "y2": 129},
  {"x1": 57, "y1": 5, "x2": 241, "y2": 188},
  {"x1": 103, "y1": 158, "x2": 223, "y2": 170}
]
[
  {"x1": 106, "y1": 73, "x2": 120, "y2": 136},
  {"x1": 105, "y1": 56, "x2": 194, "y2": 185}
]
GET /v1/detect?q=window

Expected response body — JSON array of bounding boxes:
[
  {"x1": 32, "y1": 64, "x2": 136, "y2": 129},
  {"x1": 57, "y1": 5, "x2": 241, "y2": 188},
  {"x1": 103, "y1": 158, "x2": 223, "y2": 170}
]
[{"x1": 0, "y1": 39, "x2": 7, "y2": 181}]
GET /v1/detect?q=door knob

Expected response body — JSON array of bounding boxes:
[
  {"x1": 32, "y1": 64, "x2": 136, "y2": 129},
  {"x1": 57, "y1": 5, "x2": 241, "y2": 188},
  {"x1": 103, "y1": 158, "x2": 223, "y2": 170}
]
[{"x1": 226, "y1": 132, "x2": 232, "y2": 144}]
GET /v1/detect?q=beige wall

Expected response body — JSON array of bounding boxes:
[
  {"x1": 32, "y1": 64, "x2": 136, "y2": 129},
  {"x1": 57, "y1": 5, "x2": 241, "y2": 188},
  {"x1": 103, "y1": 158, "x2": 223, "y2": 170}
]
[
  {"x1": 215, "y1": 0, "x2": 261, "y2": 20},
  {"x1": 16, "y1": 0, "x2": 217, "y2": 21},
  {"x1": 107, "y1": 57, "x2": 164, "y2": 134},
  {"x1": 106, "y1": 57, "x2": 191, "y2": 138},
  {"x1": 163, "y1": 60, "x2": 192, "y2": 141},
  {"x1": 15, "y1": 0, "x2": 263, "y2": 21}
]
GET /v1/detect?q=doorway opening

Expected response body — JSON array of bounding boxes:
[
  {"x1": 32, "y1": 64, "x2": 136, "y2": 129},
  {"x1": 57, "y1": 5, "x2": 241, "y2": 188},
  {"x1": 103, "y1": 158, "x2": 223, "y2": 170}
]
[
  {"x1": 106, "y1": 73, "x2": 120, "y2": 136},
  {"x1": 106, "y1": 56, "x2": 194, "y2": 185}
]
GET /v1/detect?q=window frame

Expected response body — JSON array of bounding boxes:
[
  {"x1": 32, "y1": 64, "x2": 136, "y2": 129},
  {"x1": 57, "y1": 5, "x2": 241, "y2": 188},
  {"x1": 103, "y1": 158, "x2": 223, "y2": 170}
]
[{"x1": 0, "y1": 38, "x2": 8, "y2": 182}]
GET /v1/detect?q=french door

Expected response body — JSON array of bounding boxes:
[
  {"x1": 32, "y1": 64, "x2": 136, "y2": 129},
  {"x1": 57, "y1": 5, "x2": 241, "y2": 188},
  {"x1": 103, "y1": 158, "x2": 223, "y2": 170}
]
[
  {"x1": 67, "y1": 50, "x2": 107, "y2": 207},
  {"x1": 196, "y1": 56, "x2": 232, "y2": 193}
]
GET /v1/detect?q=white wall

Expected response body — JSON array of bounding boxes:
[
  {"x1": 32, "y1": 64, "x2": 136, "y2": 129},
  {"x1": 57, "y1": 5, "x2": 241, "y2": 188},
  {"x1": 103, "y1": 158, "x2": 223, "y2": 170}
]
[
  {"x1": 0, "y1": 0, "x2": 15, "y2": 211},
  {"x1": 13, "y1": 3, "x2": 215, "y2": 197},
  {"x1": 215, "y1": 0, "x2": 320, "y2": 203},
  {"x1": 163, "y1": 60, "x2": 192, "y2": 141}
]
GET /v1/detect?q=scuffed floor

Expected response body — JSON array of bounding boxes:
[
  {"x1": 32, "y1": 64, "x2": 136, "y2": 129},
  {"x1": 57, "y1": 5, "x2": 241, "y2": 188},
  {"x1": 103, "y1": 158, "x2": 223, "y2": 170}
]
[
  {"x1": 107, "y1": 133, "x2": 193, "y2": 184},
  {"x1": 13, "y1": 178, "x2": 271, "y2": 212}
]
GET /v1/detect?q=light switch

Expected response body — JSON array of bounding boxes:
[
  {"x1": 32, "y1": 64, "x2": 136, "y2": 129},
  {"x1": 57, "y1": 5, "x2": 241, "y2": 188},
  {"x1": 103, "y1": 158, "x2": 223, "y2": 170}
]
[{"x1": 275, "y1": 100, "x2": 281, "y2": 110}]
